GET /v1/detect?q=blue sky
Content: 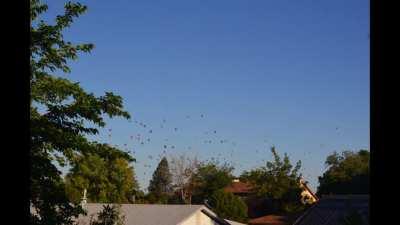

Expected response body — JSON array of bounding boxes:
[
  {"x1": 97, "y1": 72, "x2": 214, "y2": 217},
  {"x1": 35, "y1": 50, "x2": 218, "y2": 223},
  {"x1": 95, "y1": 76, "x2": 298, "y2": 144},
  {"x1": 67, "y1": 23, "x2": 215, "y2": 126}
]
[{"x1": 42, "y1": 0, "x2": 369, "y2": 192}]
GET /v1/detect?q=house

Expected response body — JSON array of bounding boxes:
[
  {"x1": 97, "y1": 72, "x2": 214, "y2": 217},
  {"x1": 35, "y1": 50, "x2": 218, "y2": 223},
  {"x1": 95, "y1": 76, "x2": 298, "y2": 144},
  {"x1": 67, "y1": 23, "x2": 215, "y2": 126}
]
[
  {"x1": 223, "y1": 179, "x2": 260, "y2": 218},
  {"x1": 292, "y1": 195, "x2": 369, "y2": 225},
  {"x1": 224, "y1": 178, "x2": 317, "y2": 203},
  {"x1": 299, "y1": 179, "x2": 318, "y2": 204},
  {"x1": 75, "y1": 203, "x2": 247, "y2": 225},
  {"x1": 224, "y1": 178, "x2": 318, "y2": 219},
  {"x1": 224, "y1": 179, "x2": 253, "y2": 197}
]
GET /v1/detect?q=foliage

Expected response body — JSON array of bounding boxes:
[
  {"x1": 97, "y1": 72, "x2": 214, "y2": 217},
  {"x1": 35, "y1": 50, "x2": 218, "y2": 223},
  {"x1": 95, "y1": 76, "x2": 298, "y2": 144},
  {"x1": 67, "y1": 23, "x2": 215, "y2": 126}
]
[
  {"x1": 191, "y1": 160, "x2": 234, "y2": 204},
  {"x1": 240, "y1": 147, "x2": 304, "y2": 213},
  {"x1": 145, "y1": 192, "x2": 170, "y2": 204},
  {"x1": 30, "y1": 0, "x2": 131, "y2": 224},
  {"x1": 208, "y1": 189, "x2": 248, "y2": 223},
  {"x1": 131, "y1": 190, "x2": 146, "y2": 203},
  {"x1": 65, "y1": 152, "x2": 139, "y2": 203},
  {"x1": 317, "y1": 150, "x2": 369, "y2": 196},
  {"x1": 167, "y1": 193, "x2": 186, "y2": 204},
  {"x1": 89, "y1": 204, "x2": 126, "y2": 225},
  {"x1": 148, "y1": 157, "x2": 173, "y2": 200}
]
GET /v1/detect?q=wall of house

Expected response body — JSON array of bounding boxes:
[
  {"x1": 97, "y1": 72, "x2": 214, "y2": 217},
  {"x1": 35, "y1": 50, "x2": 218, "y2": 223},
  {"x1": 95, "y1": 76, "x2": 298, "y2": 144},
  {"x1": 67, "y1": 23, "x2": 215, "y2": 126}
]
[
  {"x1": 179, "y1": 210, "x2": 219, "y2": 225},
  {"x1": 300, "y1": 190, "x2": 317, "y2": 204}
]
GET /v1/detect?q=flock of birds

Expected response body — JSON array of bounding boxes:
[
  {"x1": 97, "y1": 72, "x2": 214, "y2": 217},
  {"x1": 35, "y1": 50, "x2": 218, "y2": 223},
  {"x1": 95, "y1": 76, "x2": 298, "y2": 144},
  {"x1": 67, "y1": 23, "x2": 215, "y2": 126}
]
[{"x1": 103, "y1": 113, "x2": 342, "y2": 187}]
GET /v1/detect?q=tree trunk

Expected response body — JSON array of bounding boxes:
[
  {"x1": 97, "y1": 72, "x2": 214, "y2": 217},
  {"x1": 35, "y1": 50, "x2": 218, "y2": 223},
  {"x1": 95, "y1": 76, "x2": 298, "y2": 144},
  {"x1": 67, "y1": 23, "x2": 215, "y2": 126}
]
[{"x1": 181, "y1": 189, "x2": 185, "y2": 203}]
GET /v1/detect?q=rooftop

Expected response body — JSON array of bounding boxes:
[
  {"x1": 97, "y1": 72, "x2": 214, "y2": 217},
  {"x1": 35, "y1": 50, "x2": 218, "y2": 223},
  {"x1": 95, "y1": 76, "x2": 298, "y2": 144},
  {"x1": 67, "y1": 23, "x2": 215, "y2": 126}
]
[
  {"x1": 224, "y1": 180, "x2": 253, "y2": 194},
  {"x1": 292, "y1": 195, "x2": 369, "y2": 225},
  {"x1": 76, "y1": 204, "x2": 207, "y2": 225},
  {"x1": 72, "y1": 203, "x2": 247, "y2": 225},
  {"x1": 248, "y1": 215, "x2": 289, "y2": 225}
]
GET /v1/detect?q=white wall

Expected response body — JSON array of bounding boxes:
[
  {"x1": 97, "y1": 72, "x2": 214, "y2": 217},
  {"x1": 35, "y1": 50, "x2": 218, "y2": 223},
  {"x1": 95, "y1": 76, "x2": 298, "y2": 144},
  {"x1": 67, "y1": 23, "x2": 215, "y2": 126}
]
[{"x1": 179, "y1": 210, "x2": 219, "y2": 225}]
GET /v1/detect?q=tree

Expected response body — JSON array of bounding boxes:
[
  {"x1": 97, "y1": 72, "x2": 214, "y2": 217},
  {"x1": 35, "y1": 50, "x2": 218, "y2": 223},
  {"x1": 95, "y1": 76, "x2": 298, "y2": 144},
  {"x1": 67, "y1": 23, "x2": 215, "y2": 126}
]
[
  {"x1": 30, "y1": 0, "x2": 131, "y2": 224},
  {"x1": 208, "y1": 189, "x2": 248, "y2": 223},
  {"x1": 89, "y1": 204, "x2": 126, "y2": 225},
  {"x1": 65, "y1": 152, "x2": 139, "y2": 203},
  {"x1": 317, "y1": 150, "x2": 369, "y2": 196},
  {"x1": 191, "y1": 160, "x2": 234, "y2": 204},
  {"x1": 240, "y1": 147, "x2": 304, "y2": 213},
  {"x1": 148, "y1": 157, "x2": 173, "y2": 202},
  {"x1": 169, "y1": 154, "x2": 200, "y2": 204}
]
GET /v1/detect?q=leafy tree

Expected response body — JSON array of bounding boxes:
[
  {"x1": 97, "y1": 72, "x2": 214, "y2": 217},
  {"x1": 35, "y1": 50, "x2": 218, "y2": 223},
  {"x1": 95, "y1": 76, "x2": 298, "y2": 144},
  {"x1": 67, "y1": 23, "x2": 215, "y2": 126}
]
[
  {"x1": 89, "y1": 204, "x2": 126, "y2": 225},
  {"x1": 65, "y1": 152, "x2": 139, "y2": 203},
  {"x1": 145, "y1": 192, "x2": 170, "y2": 204},
  {"x1": 148, "y1": 157, "x2": 173, "y2": 202},
  {"x1": 208, "y1": 189, "x2": 248, "y2": 223},
  {"x1": 30, "y1": 0, "x2": 131, "y2": 224},
  {"x1": 191, "y1": 160, "x2": 234, "y2": 204},
  {"x1": 65, "y1": 153, "x2": 109, "y2": 203},
  {"x1": 240, "y1": 147, "x2": 304, "y2": 213},
  {"x1": 131, "y1": 190, "x2": 146, "y2": 203},
  {"x1": 317, "y1": 150, "x2": 369, "y2": 196}
]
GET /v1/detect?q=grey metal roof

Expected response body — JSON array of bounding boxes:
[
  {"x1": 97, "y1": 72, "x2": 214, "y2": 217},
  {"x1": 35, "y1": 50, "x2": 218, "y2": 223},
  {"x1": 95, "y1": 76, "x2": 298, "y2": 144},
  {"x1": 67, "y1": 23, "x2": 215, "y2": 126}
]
[
  {"x1": 76, "y1": 204, "x2": 208, "y2": 225},
  {"x1": 292, "y1": 195, "x2": 369, "y2": 225}
]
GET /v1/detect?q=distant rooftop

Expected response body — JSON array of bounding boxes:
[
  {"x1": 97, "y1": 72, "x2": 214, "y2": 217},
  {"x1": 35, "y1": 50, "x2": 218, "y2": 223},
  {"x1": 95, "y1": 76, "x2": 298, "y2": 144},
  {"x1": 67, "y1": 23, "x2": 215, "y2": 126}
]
[
  {"x1": 224, "y1": 180, "x2": 253, "y2": 194},
  {"x1": 249, "y1": 215, "x2": 288, "y2": 225}
]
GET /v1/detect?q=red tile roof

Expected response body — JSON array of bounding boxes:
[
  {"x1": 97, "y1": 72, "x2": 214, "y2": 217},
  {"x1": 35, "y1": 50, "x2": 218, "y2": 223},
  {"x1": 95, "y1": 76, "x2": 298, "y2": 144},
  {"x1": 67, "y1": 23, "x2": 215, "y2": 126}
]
[
  {"x1": 248, "y1": 215, "x2": 289, "y2": 225},
  {"x1": 224, "y1": 181, "x2": 253, "y2": 194}
]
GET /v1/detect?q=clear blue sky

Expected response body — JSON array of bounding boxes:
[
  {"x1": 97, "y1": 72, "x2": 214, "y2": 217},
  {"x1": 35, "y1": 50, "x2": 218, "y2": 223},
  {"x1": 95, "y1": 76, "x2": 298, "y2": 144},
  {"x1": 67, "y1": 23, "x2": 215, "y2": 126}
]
[{"x1": 43, "y1": 0, "x2": 369, "y2": 192}]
